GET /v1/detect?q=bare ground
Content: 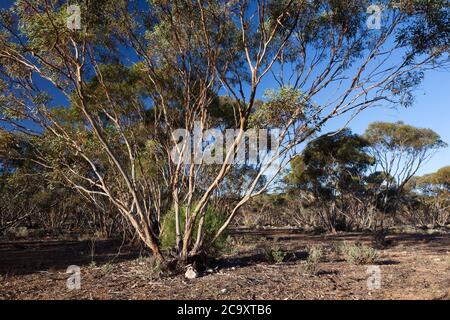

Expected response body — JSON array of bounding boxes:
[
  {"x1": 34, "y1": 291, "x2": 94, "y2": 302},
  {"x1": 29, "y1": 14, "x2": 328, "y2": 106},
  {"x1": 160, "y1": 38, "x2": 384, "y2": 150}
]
[{"x1": 0, "y1": 231, "x2": 449, "y2": 300}]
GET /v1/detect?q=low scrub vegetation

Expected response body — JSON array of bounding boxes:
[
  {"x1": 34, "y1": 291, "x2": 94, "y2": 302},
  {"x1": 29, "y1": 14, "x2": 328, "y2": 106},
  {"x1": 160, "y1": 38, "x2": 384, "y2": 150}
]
[
  {"x1": 304, "y1": 246, "x2": 324, "y2": 275},
  {"x1": 339, "y1": 242, "x2": 379, "y2": 265},
  {"x1": 263, "y1": 247, "x2": 287, "y2": 264}
]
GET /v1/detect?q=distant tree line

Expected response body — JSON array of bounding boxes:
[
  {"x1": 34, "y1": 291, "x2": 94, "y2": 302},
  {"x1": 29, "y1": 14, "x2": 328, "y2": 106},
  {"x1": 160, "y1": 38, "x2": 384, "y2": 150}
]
[{"x1": 239, "y1": 121, "x2": 449, "y2": 243}]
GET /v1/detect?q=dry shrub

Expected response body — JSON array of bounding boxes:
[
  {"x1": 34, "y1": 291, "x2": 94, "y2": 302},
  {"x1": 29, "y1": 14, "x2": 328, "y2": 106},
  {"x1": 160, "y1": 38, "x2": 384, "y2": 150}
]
[
  {"x1": 340, "y1": 241, "x2": 379, "y2": 265},
  {"x1": 263, "y1": 247, "x2": 287, "y2": 264},
  {"x1": 304, "y1": 245, "x2": 324, "y2": 274}
]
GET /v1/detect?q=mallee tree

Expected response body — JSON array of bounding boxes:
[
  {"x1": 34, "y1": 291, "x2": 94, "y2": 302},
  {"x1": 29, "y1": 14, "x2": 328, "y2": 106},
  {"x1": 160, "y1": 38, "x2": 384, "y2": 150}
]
[{"x1": 0, "y1": 0, "x2": 448, "y2": 268}]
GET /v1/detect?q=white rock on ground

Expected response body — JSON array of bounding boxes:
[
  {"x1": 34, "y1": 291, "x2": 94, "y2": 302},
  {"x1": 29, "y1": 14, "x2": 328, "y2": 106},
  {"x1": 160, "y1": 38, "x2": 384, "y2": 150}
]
[{"x1": 184, "y1": 265, "x2": 198, "y2": 279}]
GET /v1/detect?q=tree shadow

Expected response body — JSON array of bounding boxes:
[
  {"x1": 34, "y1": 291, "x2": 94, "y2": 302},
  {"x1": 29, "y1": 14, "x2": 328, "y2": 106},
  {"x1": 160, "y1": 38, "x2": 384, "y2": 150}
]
[
  {"x1": 213, "y1": 249, "x2": 308, "y2": 270},
  {"x1": 0, "y1": 238, "x2": 141, "y2": 276},
  {"x1": 378, "y1": 259, "x2": 401, "y2": 265},
  {"x1": 316, "y1": 269, "x2": 339, "y2": 276},
  {"x1": 1, "y1": 230, "x2": 447, "y2": 276}
]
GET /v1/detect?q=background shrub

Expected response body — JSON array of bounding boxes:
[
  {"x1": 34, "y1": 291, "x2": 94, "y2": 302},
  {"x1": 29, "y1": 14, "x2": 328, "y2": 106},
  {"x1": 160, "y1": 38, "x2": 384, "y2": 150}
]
[
  {"x1": 263, "y1": 247, "x2": 287, "y2": 264},
  {"x1": 304, "y1": 245, "x2": 323, "y2": 274},
  {"x1": 340, "y1": 241, "x2": 379, "y2": 265}
]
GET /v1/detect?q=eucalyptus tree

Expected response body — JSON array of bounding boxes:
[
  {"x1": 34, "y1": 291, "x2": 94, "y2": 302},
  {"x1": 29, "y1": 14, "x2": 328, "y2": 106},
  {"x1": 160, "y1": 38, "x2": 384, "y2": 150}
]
[
  {"x1": 364, "y1": 121, "x2": 446, "y2": 238},
  {"x1": 365, "y1": 121, "x2": 446, "y2": 195},
  {"x1": 414, "y1": 166, "x2": 450, "y2": 226},
  {"x1": 0, "y1": 0, "x2": 448, "y2": 266},
  {"x1": 287, "y1": 129, "x2": 375, "y2": 231}
]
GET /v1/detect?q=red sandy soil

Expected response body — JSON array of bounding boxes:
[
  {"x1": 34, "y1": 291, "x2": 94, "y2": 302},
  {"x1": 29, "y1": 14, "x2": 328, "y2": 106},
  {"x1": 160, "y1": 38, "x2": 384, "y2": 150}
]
[{"x1": 0, "y1": 231, "x2": 449, "y2": 300}]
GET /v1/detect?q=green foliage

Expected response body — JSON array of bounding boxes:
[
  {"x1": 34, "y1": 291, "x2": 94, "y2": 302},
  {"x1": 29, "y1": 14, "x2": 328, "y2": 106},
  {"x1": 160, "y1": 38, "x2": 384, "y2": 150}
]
[
  {"x1": 263, "y1": 247, "x2": 287, "y2": 264},
  {"x1": 364, "y1": 122, "x2": 447, "y2": 195},
  {"x1": 365, "y1": 121, "x2": 446, "y2": 152},
  {"x1": 288, "y1": 129, "x2": 374, "y2": 198},
  {"x1": 249, "y1": 87, "x2": 313, "y2": 128},
  {"x1": 304, "y1": 245, "x2": 324, "y2": 274},
  {"x1": 409, "y1": 166, "x2": 450, "y2": 227},
  {"x1": 339, "y1": 242, "x2": 379, "y2": 265},
  {"x1": 136, "y1": 140, "x2": 166, "y2": 179},
  {"x1": 434, "y1": 166, "x2": 450, "y2": 187},
  {"x1": 160, "y1": 205, "x2": 228, "y2": 255},
  {"x1": 269, "y1": 121, "x2": 444, "y2": 227},
  {"x1": 395, "y1": 0, "x2": 450, "y2": 55},
  {"x1": 417, "y1": 166, "x2": 450, "y2": 191},
  {"x1": 208, "y1": 96, "x2": 240, "y2": 129},
  {"x1": 100, "y1": 263, "x2": 114, "y2": 276}
]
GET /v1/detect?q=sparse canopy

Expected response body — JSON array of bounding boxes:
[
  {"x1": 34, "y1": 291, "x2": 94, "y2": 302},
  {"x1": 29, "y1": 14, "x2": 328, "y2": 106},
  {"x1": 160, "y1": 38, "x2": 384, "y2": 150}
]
[{"x1": 364, "y1": 121, "x2": 447, "y2": 191}]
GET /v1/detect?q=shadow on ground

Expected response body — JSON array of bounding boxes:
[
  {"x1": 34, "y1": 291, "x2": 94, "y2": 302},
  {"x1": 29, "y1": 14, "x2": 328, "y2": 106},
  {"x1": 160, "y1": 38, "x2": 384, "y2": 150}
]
[
  {"x1": 1, "y1": 230, "x2": 448, "y2": 276},
  {"x1": 215, "y1": 249, "x2": 308, "y2": 269},
  {"x1": 0, "y1": 238, "x2": 141, "y2": 276}
]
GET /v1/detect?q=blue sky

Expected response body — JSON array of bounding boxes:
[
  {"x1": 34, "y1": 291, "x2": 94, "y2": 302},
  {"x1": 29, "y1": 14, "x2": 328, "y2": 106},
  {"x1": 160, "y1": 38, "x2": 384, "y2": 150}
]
[
  {"x1": 328, "y1": 68, "x2": 450, "y2": 176},
  {"x1": 256, "y1": 66, "x2": 450, "y2": 176},
  {"x1": 1, "y1": 0, "x2": 448, "y2": 176}
]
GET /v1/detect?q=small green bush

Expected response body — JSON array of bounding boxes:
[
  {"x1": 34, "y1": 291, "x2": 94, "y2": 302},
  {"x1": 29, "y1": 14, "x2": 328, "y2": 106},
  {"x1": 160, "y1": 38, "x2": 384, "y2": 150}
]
[
  {"x1": 304, "y1": 245, "x2": 323, "y2": 274},
  {"x1": 263, "y1": 247, "x2": 287, "y2": 264},
  {"x1": 100, "y1": 263, "x2": 114, "y2": 275},
  {"x1": 159, "y1": 205, "x2": 229, "y2": 256},
  {"x1": 6, "y1": 226, "x2": 29, "y2": 238},
  {"x1": 340, "y1": 241, "x2": 379, "y2": 265}
]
